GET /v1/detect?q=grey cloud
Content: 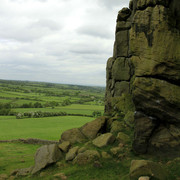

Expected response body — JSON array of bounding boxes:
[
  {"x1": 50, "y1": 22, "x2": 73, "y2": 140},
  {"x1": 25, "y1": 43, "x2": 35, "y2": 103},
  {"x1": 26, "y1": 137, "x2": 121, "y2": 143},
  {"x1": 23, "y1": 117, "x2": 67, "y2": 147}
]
[
  {"x1": 97, "y1": 0, "x2": 129, "y2": 9},
  {"x1": 77, "y1": 25, "x2": 112, "y2": 39},
  {"x1": 10, "y1": 0, "x2": 48, "y2": 2},
  {"x1": 30, "y1": 19, "x2": 61, "y2": 31},
  {"x1": 71, "y1": 48, "x2": 102, "y2": 55},
  {"x1": 70, "y1": 40, "x2": 111, "y2": 56},
  {"x1": 0, "y1": 19, "x2": 61, "y2": 42},
  {"x1": 0, "y1": 0, "x2": 126, "y2": 86}
]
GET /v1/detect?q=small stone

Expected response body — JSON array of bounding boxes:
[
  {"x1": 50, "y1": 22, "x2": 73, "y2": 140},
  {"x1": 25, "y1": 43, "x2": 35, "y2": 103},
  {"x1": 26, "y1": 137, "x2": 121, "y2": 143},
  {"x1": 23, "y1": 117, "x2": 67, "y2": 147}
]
[
  {"x1": 78, "y1": 147, "x2": 87, "y2": 153},
  {"x1": 54, "y1": 173, "x2": 67, "y2": 180},
  {"x1": 138, "y1": 176, "x2": 150, "y2": 180},
  {"x1": 110, "y1": 147, "x2": 123, "y2": 155},
  {"x1": 0, "y1": 174, "x2": 8, "y2": 180},
  {"x1": 65, "y1": 146, "x2": 79, "y2": 161},
  {"x1": 93, "y1": 161, "x2": 102, "y2": 168},
  {"x1": 118, "y1": 154, "x2": 126, "y2": 160},
  {"x1": 56, "y1": 162, "x2": 66, "y2": 169},
  {"x1": 116, "y1": 132, "x2": 130, "y2": 144},
  {"x1": 101, "y1": 151, "x2": 111, "y2": 159},
  {"x1": 118, "y1": 143, "x2": 124, "y2": 148},
  {"x1": 40, "y1": 172, "x2": 47, "y2": 177},
  {"x1": 166, "y1": 161, "x2": 172, "y2": 165},
  {"x1": 15, "y1": 167, "x2": 33, "y2": 177},
  {"x1": 20, "y1": 159, "x2": 25, "y2": 163},
  {"x1": 8, "y1": 176, "x2": 15, "y2": 180}
]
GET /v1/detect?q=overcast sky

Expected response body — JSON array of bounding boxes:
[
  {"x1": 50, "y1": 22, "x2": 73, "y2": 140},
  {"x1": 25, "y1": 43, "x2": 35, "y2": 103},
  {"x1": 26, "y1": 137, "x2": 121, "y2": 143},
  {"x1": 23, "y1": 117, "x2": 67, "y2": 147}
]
[{"x1": 0, "y1": 0, "x2": 129, "y2": 86}]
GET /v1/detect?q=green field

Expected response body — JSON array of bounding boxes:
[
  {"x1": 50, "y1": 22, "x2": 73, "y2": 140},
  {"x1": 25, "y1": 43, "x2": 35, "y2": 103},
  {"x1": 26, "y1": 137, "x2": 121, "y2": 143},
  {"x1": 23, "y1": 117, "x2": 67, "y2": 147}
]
[
  {"x1": 0, "y1": 80, "x2": 106, "y2": 177},
  {"x1": 0, "y1": 143, "x2": 40, "y2": 175},
  {"x1": 0, "y1": 79, "x2": 105, "y2": 109},
  {"x1": 14, "y1": 104, "x2": 104, "y2": 116},
  {"x1": 0, "y1": 116, "x2": 93, "y2": 140}
]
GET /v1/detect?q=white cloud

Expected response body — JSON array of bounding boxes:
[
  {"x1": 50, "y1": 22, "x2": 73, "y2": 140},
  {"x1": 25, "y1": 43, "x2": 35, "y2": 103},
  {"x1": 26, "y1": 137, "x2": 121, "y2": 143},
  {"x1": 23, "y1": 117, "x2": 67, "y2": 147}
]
[{"x1": 0, "y1": 0, "x2": 129, "y2": 86}]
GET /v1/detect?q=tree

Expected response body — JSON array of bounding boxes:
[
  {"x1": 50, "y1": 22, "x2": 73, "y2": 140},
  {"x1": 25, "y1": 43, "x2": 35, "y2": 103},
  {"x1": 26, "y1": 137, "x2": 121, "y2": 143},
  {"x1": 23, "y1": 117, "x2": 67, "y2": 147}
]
[
  {"x1": 92, "y1": 111, "x2": 102, "y2": 117},
  {"x1": 61, "y1": 99, "x2": 71, "y2": 106}
]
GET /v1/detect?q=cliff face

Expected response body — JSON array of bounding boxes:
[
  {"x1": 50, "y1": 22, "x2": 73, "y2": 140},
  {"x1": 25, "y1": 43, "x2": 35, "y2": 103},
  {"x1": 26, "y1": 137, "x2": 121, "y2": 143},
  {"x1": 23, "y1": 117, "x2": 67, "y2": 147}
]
[{"x1": 105, "y1": 0, "x2": 180, "y2": 155}]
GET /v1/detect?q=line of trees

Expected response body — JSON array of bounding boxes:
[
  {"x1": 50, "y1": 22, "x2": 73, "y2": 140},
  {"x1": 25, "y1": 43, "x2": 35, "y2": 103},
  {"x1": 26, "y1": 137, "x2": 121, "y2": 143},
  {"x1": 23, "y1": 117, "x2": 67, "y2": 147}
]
[
  {"x1": 0, "y1": 103, "x2": 13, "y2": 115},
  {"x1": 16, "y1": 111, "x2": 93, "y2": 119}
]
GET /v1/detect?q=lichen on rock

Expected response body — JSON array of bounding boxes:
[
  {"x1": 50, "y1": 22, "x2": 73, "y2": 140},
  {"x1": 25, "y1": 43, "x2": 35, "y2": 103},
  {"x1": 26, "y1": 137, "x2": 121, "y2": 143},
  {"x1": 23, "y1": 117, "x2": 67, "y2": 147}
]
[{"x1": 105, "y1": 0, "x2": 180, "y2": 156}]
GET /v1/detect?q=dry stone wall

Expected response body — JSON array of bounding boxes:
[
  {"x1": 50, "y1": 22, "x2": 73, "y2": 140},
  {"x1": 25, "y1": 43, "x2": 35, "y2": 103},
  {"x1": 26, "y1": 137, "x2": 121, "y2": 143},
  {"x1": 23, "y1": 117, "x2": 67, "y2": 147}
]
[{"x1": 105, "y1": 0, "x2": 180, "y2": 156}]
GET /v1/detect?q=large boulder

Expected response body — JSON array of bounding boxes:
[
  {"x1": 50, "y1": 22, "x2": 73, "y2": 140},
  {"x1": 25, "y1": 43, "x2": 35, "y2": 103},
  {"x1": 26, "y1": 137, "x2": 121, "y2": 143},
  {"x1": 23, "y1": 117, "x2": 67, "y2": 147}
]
[
  {"x1": 92, "y1": 133, "x2": 115, "y2": 148},
  {"x1": 60, "y1": 128, "x2": 86, "y2": 144},
  {"x1": 73, "y1": 150, "x2": 100, "y2": 165},
  {"x1": 80, "y1": 116, "x2": 107, "y2": 139},
  {"x1": 31, "y1": 144, "x2": 63, "y2": 174}
]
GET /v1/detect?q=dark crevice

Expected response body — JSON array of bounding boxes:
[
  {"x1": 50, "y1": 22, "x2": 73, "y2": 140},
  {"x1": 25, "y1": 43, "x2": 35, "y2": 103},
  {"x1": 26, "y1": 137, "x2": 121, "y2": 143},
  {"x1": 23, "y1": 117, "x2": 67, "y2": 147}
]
[
  {"x1": 114, "y1": 80, "x2": 130, "y2": 83},
  {"x1": 136, "y1": 75, "x2": 180, "y2": 86},
  {"x1": 146, "y1": 120, "x2": 160, "y2": 150},
  {"x1": 116, "y1": 55, "x2": 130, "y2": 58},
  {"x1": 134, "y1": 14, "x2": 154, "y2": 47}
]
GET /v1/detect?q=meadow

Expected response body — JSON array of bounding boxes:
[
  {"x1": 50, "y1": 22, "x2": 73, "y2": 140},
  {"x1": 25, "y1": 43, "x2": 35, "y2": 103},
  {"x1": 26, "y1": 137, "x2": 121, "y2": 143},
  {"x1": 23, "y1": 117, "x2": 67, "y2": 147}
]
[
  {"x1": 0, "y1": 79, "x2": 105, "y2": 176},
  {"x1": 0, "y1": 116, "x2": 93, "y2": 140}
]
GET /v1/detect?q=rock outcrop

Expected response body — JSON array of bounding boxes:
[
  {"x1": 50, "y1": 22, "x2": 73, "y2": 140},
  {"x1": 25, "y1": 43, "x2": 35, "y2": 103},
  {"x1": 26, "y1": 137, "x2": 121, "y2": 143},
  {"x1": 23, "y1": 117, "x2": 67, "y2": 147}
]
[
  {"x1": 105, "y1": 0, "x2": 180, "y2": 156},
  {"x1": 130, "y1": 160, "x2": 167, "y2": 180}
]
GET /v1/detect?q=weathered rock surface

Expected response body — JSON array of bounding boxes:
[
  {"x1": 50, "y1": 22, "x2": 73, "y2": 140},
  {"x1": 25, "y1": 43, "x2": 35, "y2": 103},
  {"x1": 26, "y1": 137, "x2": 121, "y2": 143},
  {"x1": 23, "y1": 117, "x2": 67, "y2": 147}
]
[
  {"x1": 129, "y1": 160, "x2": 167, "y2": 180},
  {"x1": 73, "y1": 150, "x2": 100, "y2": 165},
  {"x1": 138, "y1": 176, "x2": 150, "y2": 180},
  {"x1": 80, "y1": 116, "x2": 107, "y2": 139},
  {"x1": 110, "y1": 147, "x2": 123, "y2": 156},
  {"x1": 0, "y1": 174, "x2": 8, "y2": 180},
  {"x1": 110, "y1": 121, "x2": 125, "y2": 133},
  {"x1": 32, "y1": 144, "x2": 63, "y2": 174},
  {"x1": 65, "y1": 146, "x2": 79, "y2": 161},
  {"x1": 92, "y1": 133, "x2": 115, "y2": 148},
  {"x1": 101, "y1": 151, "x2": 111, "y2": 159},
  {"x1": 116, "y1": 132, "x2": 130, "y2": 144},
  {"x1": 11, "y1": 167, "x2": 33, "y2": 177},
  {"x1": 60, "y1": 128, "x2": 86, "y2": 144},
  {"x1": 58, "y1": 141, "x2": 71, "y2": 153},
  {"x1": 105, "y1": 0, "x2": 180, "y2": 156},
  {"x1": 53, "y1": 173, "x2": 67, "y2": 180}
]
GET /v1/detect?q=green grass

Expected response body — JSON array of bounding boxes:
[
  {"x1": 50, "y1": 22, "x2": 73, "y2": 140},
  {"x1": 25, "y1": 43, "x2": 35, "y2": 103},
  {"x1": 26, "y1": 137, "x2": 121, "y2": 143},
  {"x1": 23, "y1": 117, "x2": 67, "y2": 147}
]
[
  {"x1": 14, "y1": 104, "x2": 104, "y2": 116},
  {"x1": 0, "y1": 142, "x2": 40, "y2": 174},
  {"x1": 0, "y1": 116, "x2": 93, "y2": 140}
]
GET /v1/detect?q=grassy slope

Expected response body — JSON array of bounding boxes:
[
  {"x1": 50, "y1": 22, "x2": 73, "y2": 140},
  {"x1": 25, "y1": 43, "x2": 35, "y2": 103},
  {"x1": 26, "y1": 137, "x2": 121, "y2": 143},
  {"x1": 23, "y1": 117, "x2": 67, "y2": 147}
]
[{"x1": 0, "y1": 143, "x2": 40, "y2": 175}]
